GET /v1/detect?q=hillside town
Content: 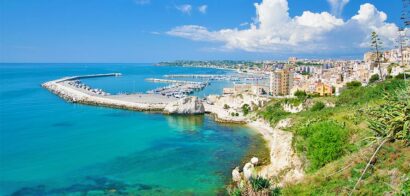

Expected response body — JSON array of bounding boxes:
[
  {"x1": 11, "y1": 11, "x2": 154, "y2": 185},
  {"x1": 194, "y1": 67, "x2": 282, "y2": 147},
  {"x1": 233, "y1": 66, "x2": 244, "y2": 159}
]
[{"x1": 183, "y1": 46, "x2": 410, "y2": 98}]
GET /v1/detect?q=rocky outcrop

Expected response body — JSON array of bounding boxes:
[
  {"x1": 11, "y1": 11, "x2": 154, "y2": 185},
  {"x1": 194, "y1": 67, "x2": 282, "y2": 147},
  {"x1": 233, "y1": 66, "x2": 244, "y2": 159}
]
[
  {"x1": 248, "y1": 119, "x2": 304, "y2": 186},
  {"x1": 283, "y1": 103, "x2": 304, "y2": 113},
  {"x1": 164, "y1": 96, "x2": 205, "y2": 114},
  {"x1": 204, "y1": 93, "x2": 270, "y2": 123}
]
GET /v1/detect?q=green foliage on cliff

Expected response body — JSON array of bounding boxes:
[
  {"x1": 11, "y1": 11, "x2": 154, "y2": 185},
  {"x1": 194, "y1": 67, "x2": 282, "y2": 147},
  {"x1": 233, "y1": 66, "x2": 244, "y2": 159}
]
[
  {"x1": 310, "y1": 101, "x2": 325, "y2": 112},
  {"x1": 299, "y1": 121, "x2": 349, "y2": 171},
  {"x1": 257, "y1": 78, "x2": 409, "y2": 194}
]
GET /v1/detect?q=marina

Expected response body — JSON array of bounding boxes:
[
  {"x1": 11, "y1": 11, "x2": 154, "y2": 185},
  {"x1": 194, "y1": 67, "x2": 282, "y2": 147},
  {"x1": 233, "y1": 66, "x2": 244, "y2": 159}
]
[
  {"x1": 146, "y1": 81, "x2": 209, "y2": 98},
  {"x1": 42, "y1": 73, "x2": 179, "y2": 111}
]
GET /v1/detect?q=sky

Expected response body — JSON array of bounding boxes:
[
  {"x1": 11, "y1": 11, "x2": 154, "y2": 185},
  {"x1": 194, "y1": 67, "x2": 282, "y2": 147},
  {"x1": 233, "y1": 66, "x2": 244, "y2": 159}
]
[{"x1": 0, "y1": 0, "x2": 405, "y2": 63}]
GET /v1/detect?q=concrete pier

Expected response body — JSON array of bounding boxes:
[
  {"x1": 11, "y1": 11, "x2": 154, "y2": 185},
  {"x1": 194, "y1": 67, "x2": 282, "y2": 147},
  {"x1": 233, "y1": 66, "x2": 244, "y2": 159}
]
[
  {"x1": 145, "y1": 78, "x2": 205, "y2": 84},
  {"x1": 42, "y1": 73, "x2": 177, "y2": 111}
]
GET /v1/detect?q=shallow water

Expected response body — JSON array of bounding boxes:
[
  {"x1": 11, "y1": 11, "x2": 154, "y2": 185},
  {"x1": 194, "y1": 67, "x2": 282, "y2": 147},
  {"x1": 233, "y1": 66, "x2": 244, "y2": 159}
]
[{"x1": 0, "y1": 63, "x2": 261, "y2": 195}]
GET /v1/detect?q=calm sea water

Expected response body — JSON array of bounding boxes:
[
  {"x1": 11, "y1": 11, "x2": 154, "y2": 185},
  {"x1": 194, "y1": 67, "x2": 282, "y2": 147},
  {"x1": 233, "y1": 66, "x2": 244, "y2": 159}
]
[{"x1": 0, "y1": 63, "x2": 261, "y2": 195}]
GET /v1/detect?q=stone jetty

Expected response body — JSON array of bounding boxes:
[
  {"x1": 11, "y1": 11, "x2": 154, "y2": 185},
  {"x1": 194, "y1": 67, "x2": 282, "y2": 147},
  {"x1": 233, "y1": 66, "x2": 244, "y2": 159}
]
[{"x1": 42, "y1": 73, "x2": 176, "y2": 111}]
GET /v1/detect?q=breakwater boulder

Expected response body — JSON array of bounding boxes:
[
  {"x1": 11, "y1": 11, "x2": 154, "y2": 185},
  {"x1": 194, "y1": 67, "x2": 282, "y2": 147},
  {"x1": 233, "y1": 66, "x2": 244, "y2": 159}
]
[{"x1": 164, "y1": 96, "x2": 205, "y2": 114}]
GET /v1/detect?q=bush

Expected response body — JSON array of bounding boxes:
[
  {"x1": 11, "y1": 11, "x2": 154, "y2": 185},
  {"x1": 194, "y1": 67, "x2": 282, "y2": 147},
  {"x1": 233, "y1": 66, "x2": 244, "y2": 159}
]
[
  {"x1": 346, "y1": 81, "x2": 362, "y2": 89},
  {"x1": 250, "y1": 177, "x2": 270, "y2": 192},
  {"x1": 369, "y1": 74, "x2": 380, "y2": 83},
  {"x1": 336, "y1": 78, "x2": 406, "y2": 106},
  {"x1": 224, "y1": 104, "x2": 230, "y2": 110},
  {"x1": 242, "y1": 104, "x2": 251, "y2": 115},
  {"x1": 301, "y1": 121, "x2": 349, "y2": 171},
  {"x1": 259, "y1": 101, "x2": 290, "y2": 124},
  {"x1": 271, "y1": 187, "x2": 282, "y2": 196},
  {"x1": 310, "y1": 101, "x2": 325, "y2": 112},
  {"x1": 228, "y1": 187, "x2": 242, "y2": 196},
  {"x1": 395, "y1": 73, "x2": 410, "y2": 80},
  {"x1": 294, "y1": 90, "x2": 307, "y2": 100}
]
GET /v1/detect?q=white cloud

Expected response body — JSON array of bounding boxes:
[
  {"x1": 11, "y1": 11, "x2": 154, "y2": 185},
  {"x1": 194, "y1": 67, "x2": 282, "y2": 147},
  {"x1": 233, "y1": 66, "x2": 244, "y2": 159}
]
[
  {"x1": 327, "y1": 0, "x2": 349, "y2": 17},
  {"x1": 176, "y1": 4, "x2": 192, "y2": 15},
  {"x1": 240, "y1": 22, "x2": 249, "y2": 27},
  {"x1": 198, "y1": 5, "x2": 208, "y2": 14},
  {"x1": 134, "y1": 0, "x2": 150, "y2": 5},
  {"x1": 167, "y1": 0, "x2": 401, "y2": 55}
]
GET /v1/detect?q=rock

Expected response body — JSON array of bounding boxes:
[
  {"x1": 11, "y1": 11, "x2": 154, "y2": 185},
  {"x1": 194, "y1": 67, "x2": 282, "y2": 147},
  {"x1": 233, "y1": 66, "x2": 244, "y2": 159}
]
[
  {"x1": 251, "y1": 157, "x2": 259, "y2": 165},
  {"x1": 243, "y1": 162, "x2": 254, "y2": 180},
  {"x1": 283, "y1": 103, "x2": 304, "y2": 113},
  {"x1": 164, "y1": 96, "x2": 205, "y2": 114},
  {"x1": 232, "y1": 167, "x2": 241, "y2": 182}
]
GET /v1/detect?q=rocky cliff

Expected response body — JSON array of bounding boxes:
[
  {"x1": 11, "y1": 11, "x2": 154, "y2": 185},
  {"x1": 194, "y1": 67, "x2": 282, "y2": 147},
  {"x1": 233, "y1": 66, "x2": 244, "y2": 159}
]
[{"x1": 164, "y1": 96, "x2": 205, "y2": 114}]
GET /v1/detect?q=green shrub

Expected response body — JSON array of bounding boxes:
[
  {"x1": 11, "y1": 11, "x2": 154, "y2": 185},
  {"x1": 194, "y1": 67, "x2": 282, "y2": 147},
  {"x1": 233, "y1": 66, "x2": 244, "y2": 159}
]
[
  {"x1": 337, "y1": 78, "x2": 405, "y2": 106},
  {"x1": 402, "y1": 175, "x2": 410, "y2": 195},
  {"x1": 310, "y1": 101, "x2": 325, "y2": 112},
  {"x1": 250, "y1": 176, "x2": 270, "y2": 192},
  {"x1": 301, "y1": 121, "x2": 349, "y2": 171},
  {"x1": 259, "y1": 101, "x2": 290, "y2": 124},
  {"x1": 369, "y1": 74, "x2": 380, "y2": 83},
  {"x1": 242, "y1": 104, "x2": 251, "y2": 115},
  {"x1": 224, "y1": 104, "x2": 230, "y2": 110},
  {"x1": 228, "y1": 187, "x2": 242, "y2": 196},
  {"x1": 294, "y1": 90, "x2": 307, "y2": 100},
  {"x1": 346, "y1": 81, "x2": 362, "y2": 89},
  {"x1": 395, "y1": 73, "x2": 410, "y2": 80},
  {"x1": 271, "y1": 187, "x2": 281, "y2": 196}
]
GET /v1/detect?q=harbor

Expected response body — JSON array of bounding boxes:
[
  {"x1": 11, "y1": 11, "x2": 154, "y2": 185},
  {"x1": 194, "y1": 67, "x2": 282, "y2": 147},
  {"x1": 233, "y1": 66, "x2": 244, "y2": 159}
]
[
  {"x1": 42, "y1": 73, "x2": 178, "y2": 111},
  {"x1": 146, "y1": 78, "x2": 209, "y2": 98}
]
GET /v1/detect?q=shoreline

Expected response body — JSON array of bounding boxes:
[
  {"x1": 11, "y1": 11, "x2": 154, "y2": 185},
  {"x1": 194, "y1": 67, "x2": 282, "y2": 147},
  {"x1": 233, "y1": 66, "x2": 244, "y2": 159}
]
[
  {"x1": 246, "y1": 118, "x2": 304, "y2": 186},
  {"x1": 42, "y1": 72, "x2": 303, "y2": 187}
]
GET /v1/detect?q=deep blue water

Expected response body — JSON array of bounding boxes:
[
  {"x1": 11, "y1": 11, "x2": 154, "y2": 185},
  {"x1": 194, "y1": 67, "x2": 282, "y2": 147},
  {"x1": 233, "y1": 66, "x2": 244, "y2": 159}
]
[{"x1": 0, "y1": 63, "x2": 259, "y2": 195}]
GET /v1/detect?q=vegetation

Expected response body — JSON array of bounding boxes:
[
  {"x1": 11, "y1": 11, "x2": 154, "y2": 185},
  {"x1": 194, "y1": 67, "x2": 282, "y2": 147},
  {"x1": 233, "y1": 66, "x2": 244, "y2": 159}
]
[
  {"x1": 242, "y1": 104, "x2": 251, "y2": 116},
  {"x1": 395, "y1": 73, "x2": 410, "y2": 79},
  {"x1": 259, "y1": 101, "x2": 290, "y2": 124},
  {"x1": 224, "y1": 104, "x2": 230, "y2": 110},
  {"x1": 369, "y1": 74, "x2": 380, "y2": 83},
  {"x1": 371, "y1": 31, "x2": 384, "y2": 80},
  {"x1": 294, "y1": 90, "x2": 307, "y2": 100},
  {"x1": 299, "y1": 121, "x2": 349, "y2": 171},
  {"x1": 345, "y1": 80, "x2": 362, "y2": 89},
  {"x1": 250, "y1": 176, "x2": 271, "y2": 191},
  {"x1": 310, "y1": 101, "x2": 325, "y2": 112},
  {"x1": 254, "y1": 77, "x2": 409, "y2": 194}
]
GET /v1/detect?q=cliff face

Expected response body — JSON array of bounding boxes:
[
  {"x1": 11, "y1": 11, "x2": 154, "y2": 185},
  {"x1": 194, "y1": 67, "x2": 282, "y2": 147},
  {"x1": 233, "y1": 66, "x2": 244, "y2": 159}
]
[{"x1": 164, "y1": 96, "x2": 205, "y2": 114}]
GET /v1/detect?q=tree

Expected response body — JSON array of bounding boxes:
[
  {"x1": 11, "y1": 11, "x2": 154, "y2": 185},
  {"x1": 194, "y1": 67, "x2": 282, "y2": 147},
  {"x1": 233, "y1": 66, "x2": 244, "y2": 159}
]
[
  {"x1": 369, "y1": 74, "x2": 380, "y2": 83},
  {"x1": 242, "y1": 104, "x2": 251, "y2": 115},
  {"x1": 371, "y1": 31, "x2": 384, "y2": 80}
]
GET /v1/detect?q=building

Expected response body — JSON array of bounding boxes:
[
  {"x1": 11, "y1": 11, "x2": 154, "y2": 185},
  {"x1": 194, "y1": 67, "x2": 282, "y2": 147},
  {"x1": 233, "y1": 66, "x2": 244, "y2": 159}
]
[
  {"x1": 269, "y1": 68, "x2": 294, "y2": 96},
  {"x1": 315, "y1": 82, "x2": 333, "y2": 96},
  {"x1": 288, "y1": 57, "x2": 297, "y2": 64}
]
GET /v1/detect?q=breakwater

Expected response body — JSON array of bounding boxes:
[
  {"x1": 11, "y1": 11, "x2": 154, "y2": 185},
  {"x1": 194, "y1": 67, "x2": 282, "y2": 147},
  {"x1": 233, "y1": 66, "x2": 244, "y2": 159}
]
[{"x1": 42, "y1": 73, "x2": 176, "y2": 111}]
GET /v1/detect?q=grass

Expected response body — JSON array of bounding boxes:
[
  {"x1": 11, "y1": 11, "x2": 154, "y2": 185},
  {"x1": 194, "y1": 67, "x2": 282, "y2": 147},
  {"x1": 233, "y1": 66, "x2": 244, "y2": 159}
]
[{"x1": 255, "y1": 78, "x2": 409, "y2": 194}]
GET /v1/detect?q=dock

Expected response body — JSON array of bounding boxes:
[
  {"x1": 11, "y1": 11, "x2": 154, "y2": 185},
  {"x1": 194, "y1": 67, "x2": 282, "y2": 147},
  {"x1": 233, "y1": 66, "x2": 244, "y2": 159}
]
[
  {"x1": 42, "y1": 73, "x2": 177, "y2": 111},
  {"x1": 145, "y1": 78, "x2": 207, "y2": 85}
]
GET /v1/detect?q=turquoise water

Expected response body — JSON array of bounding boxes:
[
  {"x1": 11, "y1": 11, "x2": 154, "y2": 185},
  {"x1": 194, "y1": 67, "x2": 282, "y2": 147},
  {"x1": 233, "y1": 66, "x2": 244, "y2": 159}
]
[{"x1": 0, "y1": 64, "x2": 259, "y2": 195}]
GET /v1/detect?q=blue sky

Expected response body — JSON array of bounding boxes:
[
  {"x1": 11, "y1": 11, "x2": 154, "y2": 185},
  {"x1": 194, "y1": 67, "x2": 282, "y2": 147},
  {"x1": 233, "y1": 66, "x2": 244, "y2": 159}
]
[{"x1": 0, "y1": 0, "x2": 404, "y2": 63}]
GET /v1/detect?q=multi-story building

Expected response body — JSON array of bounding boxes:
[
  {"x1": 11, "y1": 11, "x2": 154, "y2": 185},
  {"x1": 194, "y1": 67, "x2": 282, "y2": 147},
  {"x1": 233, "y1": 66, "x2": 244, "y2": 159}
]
[
  {"x1": 315, "y1": 82, "x2": 333, "y2": 96},
  {"x1": 269, "y1": 67, "x2": 294, "y2": 96}
]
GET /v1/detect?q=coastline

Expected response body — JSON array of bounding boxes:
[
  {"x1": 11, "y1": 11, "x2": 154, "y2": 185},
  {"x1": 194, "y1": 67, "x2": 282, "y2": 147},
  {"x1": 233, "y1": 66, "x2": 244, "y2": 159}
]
[
  {"x1": 246, "y1": 118, "x2": 304, "y2": 186},
  {"x1": 42, "y1": 72, "x2": 303, "y2": 188}
]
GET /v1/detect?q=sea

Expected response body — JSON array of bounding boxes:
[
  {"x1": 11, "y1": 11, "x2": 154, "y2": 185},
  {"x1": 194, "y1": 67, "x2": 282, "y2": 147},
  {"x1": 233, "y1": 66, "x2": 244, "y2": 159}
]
[{"x1": 0, "y1": 63, "x2": 264, "y2": 195}]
